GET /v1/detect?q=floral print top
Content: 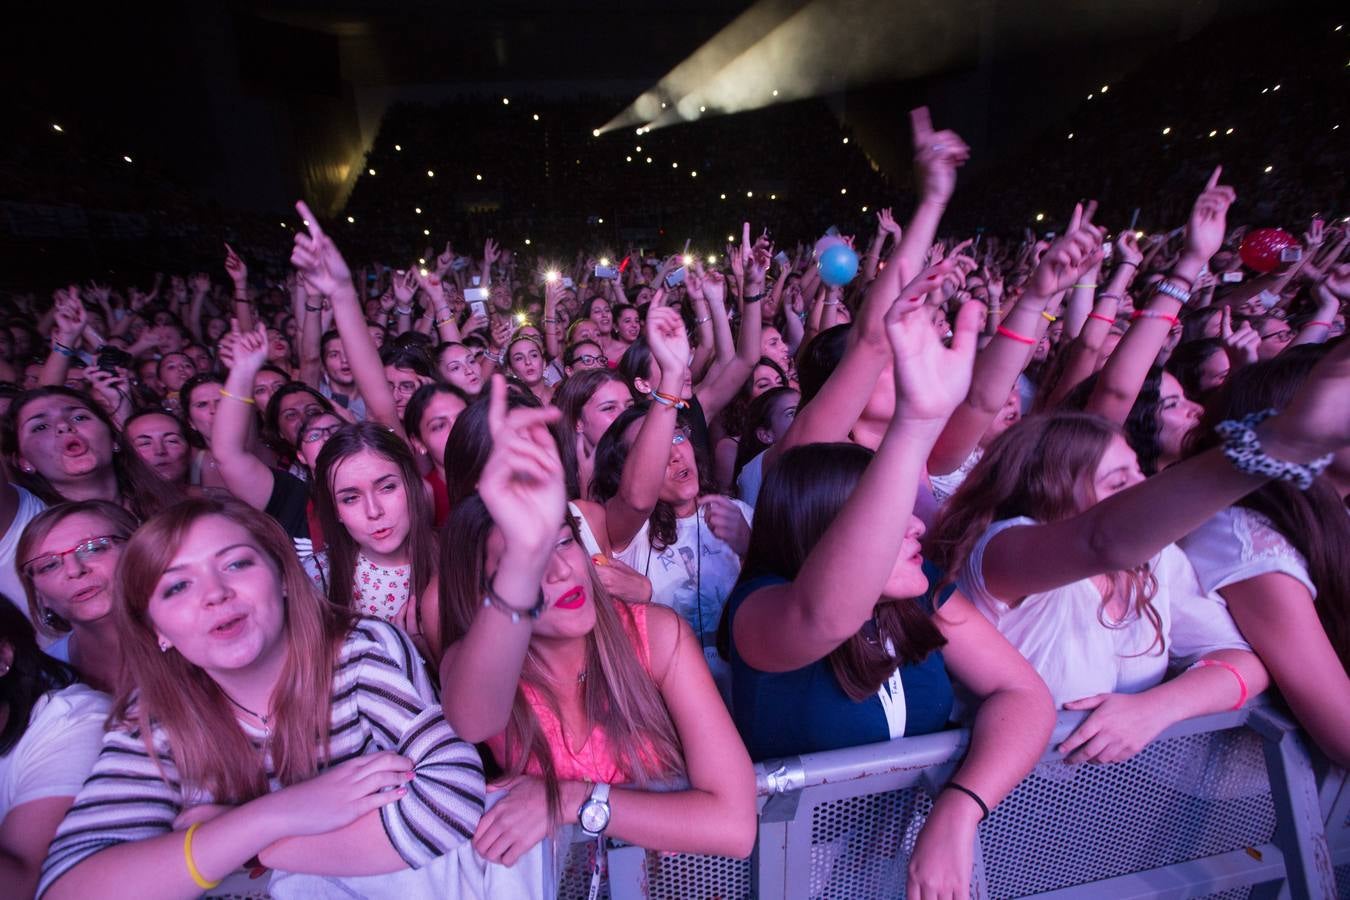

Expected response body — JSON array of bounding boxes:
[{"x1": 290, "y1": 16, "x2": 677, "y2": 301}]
[{"x1": 353, "y1": 554, "x2": 412, "y2": 621}]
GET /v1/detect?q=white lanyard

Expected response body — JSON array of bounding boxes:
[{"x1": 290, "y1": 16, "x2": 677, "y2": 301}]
[{"x1": 875, "y1": 639, "x2": 907, "y2": 739}]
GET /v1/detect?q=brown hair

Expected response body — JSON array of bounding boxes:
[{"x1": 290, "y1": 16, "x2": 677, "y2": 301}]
[
  {"x1": 17, "y1": 500, "x2": 139, "y2": 637},
  {"x1": 928, "y1": 412, "x2": 1162, "y2": 653},
  {"x1": 112, "y1": 497, "x2": 352, "y2": 803},
  {"x1": 437, "y1": 494, "x2": 684, "y2": 822},
  {"x1": 738, "y1": 443, "x2": 948, "y2": 701},
  {"x1": 312, "y1": 423, "x2": 436, "y2": 622}
]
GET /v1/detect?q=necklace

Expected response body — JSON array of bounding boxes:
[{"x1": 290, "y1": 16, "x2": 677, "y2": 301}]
[{"x1": 221, "y1": 690, "x2": 273, "y2": 737}]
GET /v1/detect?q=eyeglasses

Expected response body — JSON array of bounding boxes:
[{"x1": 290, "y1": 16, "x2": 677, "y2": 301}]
[
  {"x1": 672, "y1": 425, "x2": 692, "y2": 446},
  {"x1": 302, "y1": 424, "x2": 343, "y2": 444},
  {"x1": 23, "y1": 536, "x2": 124, "y2": 578},
  {"x1": 1261, "y1": 329, "x2": 1294, "y2": 342},
  {"x1": 569, "y1": 353, "x2": 608, "y2": 367}
]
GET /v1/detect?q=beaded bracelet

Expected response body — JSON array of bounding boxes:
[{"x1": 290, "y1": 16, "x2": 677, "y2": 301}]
[
  {"x1": 996, "y1": 325, "x2": 1037, "y2": 345},
  {"x1": 1215, "y1": 408, "x2": 1333, "y2": 490}
]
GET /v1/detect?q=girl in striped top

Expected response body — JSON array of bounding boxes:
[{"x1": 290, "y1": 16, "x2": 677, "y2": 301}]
[{"x1": 39, "y1": 497, "x2": 484, "y2": 899}]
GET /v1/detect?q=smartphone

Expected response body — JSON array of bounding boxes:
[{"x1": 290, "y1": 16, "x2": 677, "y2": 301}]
[
  {"x1": 594, "y1": 265, "x2": 619, "y2": 279},
  {"x1": 451, "y1": 257, "x2": 470, "y2": 271},
  {"x1": 1101, "y1": 242, "x2": 1113, "y2": 258},
  {"x1": 464, "y1": 286, "x2": 489, "y2": 303},
  {"x1": 665, "y1": 266, "x2": 687, "y2": 288},
  {"x1": 1221, "y1": 271, "x2": 1244, "y2": 283},
  {"x1": 562, "y1": 277, "x2": 575, "y2": 289},
  {"x1": 773, "y1": 251, "x2": 790, "y2": 269},
  {"x1": 471, "y1": 275, "x2": 482, "y2": 287},
  {"x1": 1257, "y1": 289, "x2": 1280, "y2": 309},
  {"x1": 1280, "y1": 246, "x2": 1303, "y2": 263}
]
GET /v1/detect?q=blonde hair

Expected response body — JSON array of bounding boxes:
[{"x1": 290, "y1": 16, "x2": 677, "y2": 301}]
[{"x1": 112, "y1": 497, "x2": 353, "y2": 802}]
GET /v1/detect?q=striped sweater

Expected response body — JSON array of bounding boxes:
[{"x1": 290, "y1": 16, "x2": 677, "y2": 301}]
[{"x1": 39, "y1": 619, "x2": 484, "y2": 896}]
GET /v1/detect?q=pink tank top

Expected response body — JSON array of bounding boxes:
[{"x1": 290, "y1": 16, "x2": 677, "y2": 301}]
[{"x1": 486, "y1": 602, "x2": 657, "y2": 784}]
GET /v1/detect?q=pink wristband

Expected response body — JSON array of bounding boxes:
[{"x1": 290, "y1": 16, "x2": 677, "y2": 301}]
[
  {"x1": 1188, "y1": 659, "x2": 1248, "y2": 710},
  {"x1": 1087, "y1": 313, "x2": 1116, "y2": 324},
  {"x1": 996, "y1": 325, "x2": 1037, "y2": 345}
]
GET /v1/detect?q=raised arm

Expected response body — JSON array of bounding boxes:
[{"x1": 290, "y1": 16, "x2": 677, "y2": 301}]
[
  {"x1": 695, "y1": 225, "x2": 766, "y2": 424},
  {"x1": 734, "y1": 297, "x2": 983, "y2": 673},
  {"x1": 290, "y1": 201, "x2": 404, "y2": 437},
  {"x1": 224, "y1": 244, "x2": 253, "y2": 333},
  {"x1": 296, "y1": 286, "x2": 325, "y2": 389},
  {"x1": 439, "y1": 376, "x2": 566, "y2": 741},
  {"x1": 604, "y1": 308, "x2": 690, "y2": 551},
  {"x1": 1088, "y1": 168, "x2": 1234, "y2": 424},
  {"x1": 213, "y1": 324, "x2": 278, "y2": 510},
  {"x1": 39, "y1": 288, "x2": 86, "y2": 388},
  {"x1": 894, "y1": 107, "x2": 969, "y2": 281},
  {"x1": 979, "y1": 335, "x2": 1350, "y2": 601}
]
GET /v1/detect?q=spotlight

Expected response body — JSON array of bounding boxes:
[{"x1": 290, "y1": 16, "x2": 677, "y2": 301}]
[
  {"x1": 1035, "y1": 213, "x2": 1045, "y2": 222},
  {"x1": 646, "y1": 157, "x2": 653, "y2": 163},
  {"x1": 1067, "y1": 132, "x2": 1074, "y2": 139},
  {"x1": 368, "y1": 168, "x2": 376, "y2": 175},
  {"x1": 690, "y1": 171, "x2": 697, "y2": 178},
  {"x1": 746, "y1": 191, "x2": 753, "y2": 198},
  {"x1": 842, "y1": 137, "x2": 849, "y2": 144},
  {"x1": 533, "y1": 114, "x2": 540, "y2": 121},
  {"x1": 592, "y1": 129, "x2": 601, "y2": 137},
  {"x1": 52, "y1": 124, "x2": 63, "y2": 133},
  {"x1": 861, "y1": 206, "x2": 868, "y2": 213},
  {"x1": 347, "y1": 215, "x2": 355, "y2": 223},
  {"x1": 502, "y1": 97, "x2": 510, "y2": 105},
  {"x1": 672, "y1": 161, "x2": 678, "y2": 168},
  {"x1": 1208, "y1": 130, "x2": 1217, "y2": 138},
  {"x1": 1225, "y1": 127, "x2": 1234, "y2": 134},
  {"x1": 476, "y1": 174, "x2": 483, "y2": 181},
  {"x1": 598, "y1": 218, "x2": 605, "y2": 223},
  {"x1": 395, "y1": 144, "x2": 402, "y2": 151},
  {"x1": 524, "y1": 239, "x2": 531, "y2": 245},
  {"x1": 707, "y1": 255, "x2": 717, "y2": 264},
  {"x1": 635, "y1": 146, "x2": 642, "y2": 152},
  {"x1": 1264, "y1": 165, "x2": 1273, "y2": 173},
  {"x1": 427, "y1": 169, "x2": 435, "y2": 177},
  {"x1": 1100, "y1": 84, "x2": 1109, "y2": 92},
  {"x1": 840, "y1": 188, "x2": 847, "y2": 194},
  {"x1": 415, "y1": 207, "x2": 422, "y2": 214},
  {"x1": 423, "y1": 229, "x2": 430, "y2": 235},
  {"x1": 720, "y1": 193, "x2": 726, "y2": 199},
  {"x1": 123, "y1": 155, "x2": 133, "y2": 163},
  {"x1": 1161, "y1": 127, "x2": 1171, "y2": 135},
  {"x1": 626, "y1": 156, "x2": 633, "y2": 162}
]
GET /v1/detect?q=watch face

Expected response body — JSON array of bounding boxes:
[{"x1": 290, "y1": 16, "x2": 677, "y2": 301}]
[{"x1": 580, "y1": 802, "x2": 609, "y2": 833}]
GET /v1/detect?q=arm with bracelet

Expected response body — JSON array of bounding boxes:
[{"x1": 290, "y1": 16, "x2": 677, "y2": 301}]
[
  {"x1": 1088, "y1": 168, "x2": 1234, "y2": 426},
  {"x1": 224, "y1": 243, "x2": 254, "y2": 332}
]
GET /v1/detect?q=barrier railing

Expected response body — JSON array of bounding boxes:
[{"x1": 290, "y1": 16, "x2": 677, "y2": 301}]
[{"x1": 555, "y1": 705, "x2": 1345, "y2": 899}]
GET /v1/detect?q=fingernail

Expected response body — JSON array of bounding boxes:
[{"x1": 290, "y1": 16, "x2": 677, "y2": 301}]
[{"x1": 405, "y1": 771, "x2": 416, "y2": 780}]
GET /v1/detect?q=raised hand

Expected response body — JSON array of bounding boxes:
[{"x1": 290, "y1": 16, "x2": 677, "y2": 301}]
[
  {"x1": 1114, "y1": 230, "x2": 1143, "y2": 270},
  {"x1": 645, "y1": 306, "x2": 692, "y2": 381},
  {"x1": 909, "y1": 106, "x2": 971, "y2": 206},
  {"x1": 1027, "y1": 204, "x2": 1105, "y2": 297},
  {"x1": 702, "y1": 269, "x2": 727, "y2": 309},
  {"x1": 1220, "y1": 308, "x2": 1260, "y2": 366},
  {"x1": 229, "y1": 320, "x2": 272, "y2": 376},
  {"x1": 52, "y1": 286, "x2": 88, "y2": 345},
  {"x1": 483, "y1": 238, "x2": 501, "y2": 268},
  {"x1": 224, "y1": 243, "x2": 248, "y2": 288},
  {"x1": 480, "y1": 375, "x2": 567, "y2": 560},
  {"x1": 886, "y1": 292, "x2": 981, "y2": 428},
  {"x1": 1180, "y1": 167, "x2": 1237, "y2": 270},
  {"x1": 289, "y1": 201, "x2": 354, "y2": 299},
  {"x1": 434, "y1": 241, "x2": 455, "y2": 277},
  {"x1": 393, "y1": 269, "x2": 418, "y2": 306},
  {"x1": 877, "y1": 207, "x2": 902, "y2": 238}
]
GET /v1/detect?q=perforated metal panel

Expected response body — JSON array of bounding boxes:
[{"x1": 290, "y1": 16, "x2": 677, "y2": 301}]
[
  {"x1": 1335, "y1": 862, "x2": 1350, "y2": 900},
  {"x1": 807, "y1": 786, "x2": 931, "y2": 899},
  {"x1": 642, "y1": 851, "x2": 753, "y2": 900},
  {"x1": 557, "y1": 839, "x2": 609, "y2": 900}
]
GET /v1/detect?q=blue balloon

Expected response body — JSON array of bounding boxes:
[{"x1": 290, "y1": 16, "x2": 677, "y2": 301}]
[{"x1": 817, "y1": 244, "x2": 859, "y2": 287}]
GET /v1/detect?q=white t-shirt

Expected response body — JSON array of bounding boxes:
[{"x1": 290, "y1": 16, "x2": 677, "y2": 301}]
[
  {"x1": 735, "y1": 450, "x2": 768, "y2": 508},
  {"x1": 0, "y1": 683, "x2": 110, "y2": 820},
  {"x1": 958, "y1": 517, "x2": 1250, "y2": 706},
  {"x1": 614, "y1": 499, "x2": 753, "y2": 645},
  {"x1": 1180, "y1": 506, "x2": 1316, "y2": 599},
  {"x1": 0, "y1": 486, "x2": 46, "y2": 621},
  {"x1": 930, "y1": 447, "x2": 983, "y2": 505}
]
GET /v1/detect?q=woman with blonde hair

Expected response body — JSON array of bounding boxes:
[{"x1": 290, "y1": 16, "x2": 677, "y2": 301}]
[{"x1": 39, "y1": 497, "x2": 484, "y2": 898}]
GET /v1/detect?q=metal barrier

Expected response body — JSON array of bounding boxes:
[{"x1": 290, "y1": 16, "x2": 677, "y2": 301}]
[{"x1": 556, "y1": 705, "x2": 1345, "y2": 899}]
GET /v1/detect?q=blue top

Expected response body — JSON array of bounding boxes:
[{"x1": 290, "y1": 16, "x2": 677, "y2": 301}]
[{"x1": 727, "y1": 561, "x2": 955, "y2": 760}]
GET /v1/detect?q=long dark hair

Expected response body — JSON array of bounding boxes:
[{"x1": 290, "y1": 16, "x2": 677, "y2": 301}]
[
  {"x1": 179, "y1": 373, "x2": 223, "y2": 449},
  {"x1": 1187, "y1": 344, "x2": 1350, "y2": 672},
  {"x1": 0, "y1": 596, "x2": 78, "y2": 755},
  {"x1": 734, "y1": 387, "x2": 798, "y2": 484},
  {"x1": 442, "y1": 388, "x2": 582, "y2": 507},
  {"x1": 738, "y1": 443, "x2": 947, "y2": 701},
  {"x1": 591, "y1": 403, "x2": 717, "y2": 551},
  {"x1": 3, "y1": 386, "x2": 184, "y2": 520},
  {"x1": 312, "y1": 423, "x2": 437, "y2": 618},
  {"x1": 1166, "y1": 338, "x2": 1226, "y2": 402},
  {"x1": 1059, "y1": 369, "x2": 1167, "y2": 475},
  {"x1": 554, "y1": 369, "x2": 628, "y2": 439}
]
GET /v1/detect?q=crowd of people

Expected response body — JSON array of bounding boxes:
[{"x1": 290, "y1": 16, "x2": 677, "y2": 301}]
[{"x1": 0, "y1": 98, "x2": 1348, "y2": 900}]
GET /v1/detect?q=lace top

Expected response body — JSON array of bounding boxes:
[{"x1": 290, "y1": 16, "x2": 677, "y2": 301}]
[{"x1": 1180, "y1": 506, "x2": 1316, "y2": 599}]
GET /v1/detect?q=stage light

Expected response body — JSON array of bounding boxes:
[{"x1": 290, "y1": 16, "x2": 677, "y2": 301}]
[
  {"x1": 661, "y1": 102, "x2": 668, "y2": 109},
  {"x1": 1162, "y1": 127, "x2": 1171, "y2": 135},
  {"x1": 672, "y1": 161, "x2": 678, "y2": 168},
  {"x1": 502, "y1": 97, "x2": 510, "y2": 105},
  {"x1": 347, "y1": 215, "x2": 355, "y2": 223},
  {"x1": 280, "y1": 222, "x2": 287, "y2": 228},
  {"x1": 1262, "y1": 88, "x2": 1269, "y2": 94},
  {"x1": 626, "y1": 156, "x2": 633, "y2": 162},
  {"x1": 842, "y1": 137, "x2": 849, "y2": 144},
  {"x1": 1101, "y1": 84, "x2": 1109, "y2": 92},
  {"x1": 699, "y1": 105, "x2": 706, "y2": 112},
  {"x1": 1135, "y1": 231, "x2": 1144, "y2": 239},
  {"x1": 646, "y1": 157, "x2": 653, "y2": 163},
  {"x1": 1087, "y1": 93, "x2": 1094, "y2": 100},
  {"x1": 427, "y1": 170, "x2": 435, "y2": 177},
  {"x1": 424, "y1": 229, "x2": 431, "y2": 235},
  {"x1": 1226, "y1": 127, "x2": 1234, "y2": 134},
  {"x1": 772, "y1": 89, "x2": 778, "y2": 96},
  {"x1": 1035, "y1": 213, "x2": 1045, "y2": 222},
  {"x1": 368, "y1": 168, "x2": 376, "y2": 175},
  {"x1": 420, "y1": 268, "x2": 429, "y2": 277},
  {"x1": 415, "y1": 207, "x2": 422, "y2": 214},
  {"x1": 476, "y1": 174, "x2": 483, "y2": 181},
  {"x1": 746, "y1": 191, "x2": 753, "y2": 198},
  {"x1": 395, "y1": 144, "x2": 402, "y2": 151},
  {"x1": 770, "y1": 193, "x2": 776, "y2": 200},
  {"x1": 690, "y1": 171, "x2": 698, "y2": 177},
  {"x1": 598, "y1": 218, "x2": 605, "y2": 223},
  {"x1": 727, "y1": 235, "x2": 734, "y2": 241},
  {"x1": 840, "y1": 187, "x2": 847, "y2": 194},
  {"x1": 1273, "y1": 84, "x2": 1281, "y2": 91},
  {"x1": 1208, "y1": 130, "x2": 1217, "y2": 137},
  {"x1": 720, "y1": 193, "x2": 727, "y2": 200},
  {"x1": 636, "y1": 146, "x2": 642, "y2": 152},
  {"x1": 861, "y1": 206, "x2": 868, "y2": 213},
  {"x1": 533, "y1": 114, "x2": 540, "y2": 121},
  {"x1": 1067, "y1": 132, "x2": 1075, "y2": 139},
  {"x1": 123, "y1": 155, "x2": 133, "y2": 163},
  {"x1": 593, "y1": 129, "x2": 601, "y2": 137},
  {"x1": 1264, "y1": 165, "x2": 1273, "y2": 173},
  {"x1": 524, "y1": 239, "x2": 531, "y2": 245},
  {"x1": 707, "y1": 255, "x2": 717, "y2": 264},
  {"x1": 52, "y1": 124, "x2": 63, "y2": 133},
  {"x1": 419, "y1": 257, "x2": 426, "y2": 265}
]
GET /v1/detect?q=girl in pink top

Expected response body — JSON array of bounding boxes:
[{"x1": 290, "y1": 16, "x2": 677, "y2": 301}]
[{"x1": 434, "y1": 376, "x2": 755, "y2": 868}]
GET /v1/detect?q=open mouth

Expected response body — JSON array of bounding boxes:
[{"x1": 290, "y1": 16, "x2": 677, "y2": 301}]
[
  {"x1": 555, "y1": 586, "x2": 586, "y2": 610},
  {"x1": 672, "y1": 467, "x2": 691, "y2": 483},
  {"x1": 370, "y1": 526, "x2": 394, "y2": 541},
  {"x1": 62, "y1": 436, "x2": 89, "y2": 456},
  {"x1": 211, "y1": 613, "x2": 247, "y2": 638}
]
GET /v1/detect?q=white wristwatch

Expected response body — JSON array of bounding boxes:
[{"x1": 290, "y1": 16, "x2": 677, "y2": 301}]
[{"x1": 578, "y1": 782, "x2": 611, "y2": 837}]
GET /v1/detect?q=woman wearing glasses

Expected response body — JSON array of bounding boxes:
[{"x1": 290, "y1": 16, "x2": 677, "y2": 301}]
[
  {"x1": 17, "y1": 501, "x2": 136, "y2": 691},
  {"x1": 562, "y1": 341, "x2": 608, "y2": 378},
  {"x1": 591, "y1": 310, "x2": 752, "y2": 690}
]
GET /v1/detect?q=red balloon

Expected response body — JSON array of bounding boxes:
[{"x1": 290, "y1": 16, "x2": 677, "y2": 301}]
[{"x1": 1238, "y1": 228, "x2": 1298, "y2": 274}]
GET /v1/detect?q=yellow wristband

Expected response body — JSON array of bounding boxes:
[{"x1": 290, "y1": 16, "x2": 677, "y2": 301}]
[
  {"x1": 184, "y1": 823, "x2": 222, "y2": 890},
  {"x1": 219, "y1": 387, "x2": 256, "y2": 406},
  {"x1": 1041, "y1": 311, "x2": 1058, "y2": 323}
]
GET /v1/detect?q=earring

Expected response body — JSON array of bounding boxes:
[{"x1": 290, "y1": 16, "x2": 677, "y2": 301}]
[
  {"x1": 158, "y1": 639, "x2": 170, "y2": 653},
  {"x1": 39, "y1": 605, "x2": 60, "y2": 628},
  {"x1": 112, "y1": 443, "x2": 121, "y2": 453}
]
